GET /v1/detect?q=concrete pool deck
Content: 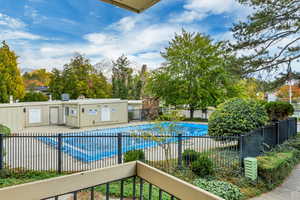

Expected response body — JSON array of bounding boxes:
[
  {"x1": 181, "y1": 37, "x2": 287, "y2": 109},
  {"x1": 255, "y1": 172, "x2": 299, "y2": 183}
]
[{"x1": 14, "y1": 121, "x2": 209, "y2": 135}]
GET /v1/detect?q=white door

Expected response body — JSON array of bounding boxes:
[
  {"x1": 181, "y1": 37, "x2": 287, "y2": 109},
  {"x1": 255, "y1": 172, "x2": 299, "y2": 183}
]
[
  {"x1": 101, "y1": 106, "x2": 110, "y2": 121},
  {"x1": 50, "y1": 107, "x2": 59, "y2": 124},
  {"x1": 29, "y1": 109, "x2": 41, "y2": 124}
]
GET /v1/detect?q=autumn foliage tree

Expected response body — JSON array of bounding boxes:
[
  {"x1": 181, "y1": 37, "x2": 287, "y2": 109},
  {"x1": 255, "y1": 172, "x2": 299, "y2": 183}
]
[
  {"x1": 0, "y1": 41, "x2": 25, "y2": 103},
  {"x1": 277, "y1": 85, "x2": 300, "y2": 102}
]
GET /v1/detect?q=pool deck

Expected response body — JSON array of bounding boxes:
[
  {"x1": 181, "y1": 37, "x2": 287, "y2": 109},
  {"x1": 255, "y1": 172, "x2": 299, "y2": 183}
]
[{"x1": 14, "y1": 121, "x2": 208, "y2": 135}]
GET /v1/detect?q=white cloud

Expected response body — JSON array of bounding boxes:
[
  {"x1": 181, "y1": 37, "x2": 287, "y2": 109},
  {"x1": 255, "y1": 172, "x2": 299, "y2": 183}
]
[
  {"x1": 171, "y1": 0, "x2": 247, "y2": 23},
  {"x1": 0, "y1": 13, "x2": 26, "y2": 29},
  {"x1": 0, "y1": 30, "x2": 44, "y2": 40}
]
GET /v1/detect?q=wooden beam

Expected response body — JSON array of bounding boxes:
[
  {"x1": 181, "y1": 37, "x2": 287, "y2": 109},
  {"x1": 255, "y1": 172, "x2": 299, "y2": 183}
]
[
  {"x1": 0, "y1": 162, "x2": 136, "y2": 200},
  {"x1": 137, "y1": 161, "x2": 224, "y2": 200},
  {"x1": 99, "y1": 0, "x2": 160, "y2": 13}
]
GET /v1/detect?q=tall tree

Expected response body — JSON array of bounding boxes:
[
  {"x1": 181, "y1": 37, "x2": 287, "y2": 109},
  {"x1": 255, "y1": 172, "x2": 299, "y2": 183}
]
[
  {"x1": 49, "y1": 54, "x2": 111, "y2": 99},
  {"x1": 23, "y1": 69, "x2": 51, "y2": 90},
  {"x1": 112, "y1": 55, "x2": 133, "y2": 99},
  {"x1": 0, "y1": 41, "x2": 25, "y2": 103},
  {"x1": 147, "y1": 30, "x2": 240, "y2": 119},
  {"x1": 232, "y1": 0, "x2": 300, "y2": 74}
]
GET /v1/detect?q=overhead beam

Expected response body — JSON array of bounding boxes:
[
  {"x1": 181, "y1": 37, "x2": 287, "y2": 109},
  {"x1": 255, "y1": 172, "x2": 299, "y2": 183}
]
[{"x1": 99, "y1": 0, "x2": 160, "y2": 13}]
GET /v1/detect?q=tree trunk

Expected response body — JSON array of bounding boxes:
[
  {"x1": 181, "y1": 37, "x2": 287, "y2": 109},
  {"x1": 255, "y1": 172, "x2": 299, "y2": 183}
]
[{"x1": 190, "y1": 108, "x2": 194, "y2": 119}]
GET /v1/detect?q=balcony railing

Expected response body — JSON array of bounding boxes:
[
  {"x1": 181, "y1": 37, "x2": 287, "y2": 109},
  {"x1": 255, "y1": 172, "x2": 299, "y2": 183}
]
[{"x1": 0, "y1": 161, "x2": 223, "y2": 200}]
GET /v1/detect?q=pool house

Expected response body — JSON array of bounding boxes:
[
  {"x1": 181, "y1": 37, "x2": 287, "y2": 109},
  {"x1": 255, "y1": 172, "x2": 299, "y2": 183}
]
[{"x1": 0, "y1": 99, "x2": 128, "y2": 132}]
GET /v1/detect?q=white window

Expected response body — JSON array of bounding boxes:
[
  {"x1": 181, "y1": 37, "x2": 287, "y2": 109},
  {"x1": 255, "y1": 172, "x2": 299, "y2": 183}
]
[
  {"x1": 101, "y1": 106, "x2": 110, "y2": 121},
  {"x1": 88, "y1": 109, "x2": 97, "y2": 115},
  {"x1": 28, "y1": 109, "x2": 41, "y2": 124},
  {"x1": 70, "y1": 109, "x2": 77, "y2": 116}
]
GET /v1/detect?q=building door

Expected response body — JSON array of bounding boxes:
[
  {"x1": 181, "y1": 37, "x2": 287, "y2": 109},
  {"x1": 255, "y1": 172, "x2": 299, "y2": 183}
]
[
  {"x1": 101, "y1": 106, "x2": 110, "y2": 121},
  {"x1": 50, "y1": 107, "x2": 59, "y2": 124}
]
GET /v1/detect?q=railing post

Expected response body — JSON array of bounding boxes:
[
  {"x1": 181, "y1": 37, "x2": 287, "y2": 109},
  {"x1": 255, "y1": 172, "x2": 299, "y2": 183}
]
[
  {"x1": 57, "y1": 134, "x2": 62, "y2": 174},
  {"x1": 177, "y1": 133, "x2": 183, "y2": 169},
  {"x1": 118, "y1": 133, "x2": 122, "y2": 164},
  {"x1": 0, "y1": 134, "x2": 3, "y2": 170}
]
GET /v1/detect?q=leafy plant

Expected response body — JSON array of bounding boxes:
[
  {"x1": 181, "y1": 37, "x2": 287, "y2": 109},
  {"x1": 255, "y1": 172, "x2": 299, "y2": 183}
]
[
  {"x1": 124, "y1": 150, "x2": 145, "y2": 163},
  {"x1": 0, "y1": 124, "x2": 11, "y2": 136},
  {"x1": 265, "y1": 101, "x2": 294, "y2": 121},
  {"x1": 20, "y1": 92, "x2": 49, "y2": 102},
  {"x1": 193, "y1": 179, "x2": 242, "y2": 200},
  {"x1": 208, "y1": 98, "x2": 268, "y2": 137},
  {"x1": 182, "y1": 149, "x2": 199, "y2": 166},
  {"x1": 190, "y1": 154, "x2": 214, "y2": 177}
]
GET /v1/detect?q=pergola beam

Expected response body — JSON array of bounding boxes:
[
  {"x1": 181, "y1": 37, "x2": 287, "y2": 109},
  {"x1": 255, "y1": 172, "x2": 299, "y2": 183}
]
[{"x1": 99, "y1": 0, "x2": 160, "y2": 13}]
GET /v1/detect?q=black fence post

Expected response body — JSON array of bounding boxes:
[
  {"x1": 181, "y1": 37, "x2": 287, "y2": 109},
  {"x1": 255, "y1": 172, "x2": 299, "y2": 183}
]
[
  {"x1": 296, "y1": 118, "x2": 298, "y2": 136},
  {"x1": 275, "y1": 121, "x2": 280, "y2": 145},
  {"x1": 57, "y1": 134, "x2": 62, "y2": 174},
  {"x1": 0, "y1": 134, "x2": 3, "y2": 170},
  {"x1": 118, "y1": 133, "x2": 122, "y2": 164},
  {"x1": 178, "y1": 133, "x2": 183, "y2": 169},
  {"x1": 239, "y1": 135, "x2": 244, "y2": 169}
]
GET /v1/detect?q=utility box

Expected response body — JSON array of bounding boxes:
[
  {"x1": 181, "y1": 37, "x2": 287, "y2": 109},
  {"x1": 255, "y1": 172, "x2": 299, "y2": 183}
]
[{"x1": 244, "y1": 157, "x2": 258, "y2": 181}]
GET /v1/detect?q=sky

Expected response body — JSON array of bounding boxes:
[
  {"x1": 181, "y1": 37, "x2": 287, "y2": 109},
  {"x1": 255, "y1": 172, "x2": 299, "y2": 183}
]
[{"x1": 0, "y1": 0, "x2": 252, "y2": 72}]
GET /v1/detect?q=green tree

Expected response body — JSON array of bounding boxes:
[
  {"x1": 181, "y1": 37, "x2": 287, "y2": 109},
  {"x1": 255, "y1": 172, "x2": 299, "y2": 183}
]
[
  {"x1": 112, "y1": 55, "x2": 133, "y2": 99},
  {"x1": 147, "y1": 30, "x2": 240, "y2": 119},
  {"x1": 49, "y1": 54, "x2": 111, "y2": 99},
  {"x1": 232, "y1": 0, "x2": 300, "y2": 74},
  {"x1": 23, "y1": 69, "x2": 51, "y2": 90},
  {"x1": 20, "y1": 92, "x2": 49, "y2": 102},
  {"x1": 0, "y1": 41, "x2": 25, "y2": 103}
]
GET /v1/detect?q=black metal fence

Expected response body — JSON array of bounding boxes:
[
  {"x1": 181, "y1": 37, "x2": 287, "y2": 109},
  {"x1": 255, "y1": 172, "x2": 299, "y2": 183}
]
[
  {"x1": 0, "y1": 118, "x2": 297, "y2": 174},
  {"x1": 0, "y1": 133, "x2": 239, "y2": 173},
  {"x1": 240, "y1": 117, "x2": 298, "y2": 160}
]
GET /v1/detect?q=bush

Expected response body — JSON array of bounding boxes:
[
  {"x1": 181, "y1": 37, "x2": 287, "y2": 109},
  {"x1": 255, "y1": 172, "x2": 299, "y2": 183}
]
[
  {"x1": 208, "y1": 98, "x2": 268, "y2": 137},
  {"x1": 265, "y1": 101, "x2": 294, "y2": 121},
  {"x1": 0, "y1": 124, "x2": 11, "y2": 136},
  {"x1": 257, "y1": 151, "x2": 299, "y2": 187},
  {"x1": 190, "y1": 154, "x2": 214, "y2": 177},
  {"x1": 193, "y1": 179, "x2": 242, "y2": 200},
  {"x1": 20, "y1": 92, "x2": 49, "y2": 102},
  {"x1": 124, "y1": 150, "x2": 145, "y2": 162},
  {"x1": 182, "y1": 149, "x2": 199, "y2": 166}
]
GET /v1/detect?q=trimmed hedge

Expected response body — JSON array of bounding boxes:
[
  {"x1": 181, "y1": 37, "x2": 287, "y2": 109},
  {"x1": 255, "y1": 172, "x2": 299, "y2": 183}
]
[
  {"x1": 257, "y1": 150, "x2": 300, "y2": 188},
  {"x1": 124, "y1": 150, "x2": 145, "y2": 163},
  {"x1": 193, "y1": 179, "x2": 242, "y2": 200},
  {"x1": 0, "y1": 124, "x2": 10, "y2": 136},
  {"x1": 182, "y1": 149, "x2": 199, "y2": 166},
  {"x1": 265, "y1": 101, "x2": 294, "y2": 121},
  {"x1": 208, "y1": 98, "x2": 268, "y2": 137},
  {"x1": 190, "y1": 155, "x2": 214, "y2": 177}
]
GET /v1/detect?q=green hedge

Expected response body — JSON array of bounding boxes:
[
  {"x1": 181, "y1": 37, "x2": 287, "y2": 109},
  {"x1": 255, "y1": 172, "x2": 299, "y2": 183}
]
[
  {"x1": 124, "y1": 150, "x2": 145, "y2": 163},
  {"x1": 208, "y1": 98, "x2": 268, "y2": 137},
  {"x1": 0, "y1": 124, "x2": 10, "y2": 136},
  {"x1": 193, "y1": 179, "x2": 242, "y2": 200},
  {"x1": 257, "y1": 151, "x2": 300, "y2": 187},
  {"x1": 265, "y1": 101, "x2": 294, "y2": 121}
]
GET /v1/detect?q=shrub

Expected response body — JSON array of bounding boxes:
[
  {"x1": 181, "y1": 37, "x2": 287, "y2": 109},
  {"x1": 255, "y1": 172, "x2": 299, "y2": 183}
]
[
  {"x1": 20, "y1": 92, "x2": 49, "y2": 102},
  {"x1": 265, "y1": 101, "x2": 294, "y2": 121},
  {"x1": 193, "y1": 179, "x2": 242, "y2": 200},
  {"x1": 182, "y1": 149, "x2": 199, "y2": 166},
  {"x1": 190, "y1": 154, "x2": 214, "y2": 177},
  {"x1": 0, "y1": 124, "x2": 11, "y2": 136},
  {"x1": 257, "y1": 151, "x2": 299, "y2": 187},
  {"x1": 208, "y1": 98, "x2": 268, "y2": 137},
  {"x1": 124, "y1": 150, "x2": 145, "y2": 162}
]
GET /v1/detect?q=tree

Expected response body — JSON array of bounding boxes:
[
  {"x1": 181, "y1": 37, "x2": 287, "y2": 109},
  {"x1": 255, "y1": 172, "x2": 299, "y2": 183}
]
[
  {"x1": 23, "y1": 69, "x2": 51, "y2": 90},
  {"x1": 112, "y1": 55, "x2": 133, "y2": 99},
  {"x1": 147, "y1": 30, "x2": 240, "y2": 119},
  {"x1": 232, "y1": 0, "x2": 300, "y2": 74},
  {"x1": 20, "y1": 92, "x2": 49, "y2": 102},
  {"x1": 0, "y1": 41, "x2": 25, "y2": 103},
  {"x1": 49, "y1": 54, "x2": 111, "y2": 99},
  {"x1": 277, "y1": 84, "x2": 300, "y2": 102}
]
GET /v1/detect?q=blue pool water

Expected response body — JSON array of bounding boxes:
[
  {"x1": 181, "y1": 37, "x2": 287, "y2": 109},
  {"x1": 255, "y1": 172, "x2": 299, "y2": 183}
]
[{"x1": 39, "y1": 123, "x2": 208, "y2": 162}]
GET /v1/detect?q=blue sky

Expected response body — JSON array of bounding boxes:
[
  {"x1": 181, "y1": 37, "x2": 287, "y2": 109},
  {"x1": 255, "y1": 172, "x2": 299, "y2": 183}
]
[{"x1": 0, "y1": 0, "x2": 251, "y2": 71}]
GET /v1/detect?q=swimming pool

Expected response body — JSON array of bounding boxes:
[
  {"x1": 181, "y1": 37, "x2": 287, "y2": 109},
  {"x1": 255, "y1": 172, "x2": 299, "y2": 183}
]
[{"x1": 39, "y1": 122, "x2": 208, "y2": 162}]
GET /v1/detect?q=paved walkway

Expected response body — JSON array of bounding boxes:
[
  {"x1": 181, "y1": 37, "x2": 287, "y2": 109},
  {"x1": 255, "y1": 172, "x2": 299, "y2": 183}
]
[{"x1": 251, "y1": 164, "x2": 300, "y2": 200}]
